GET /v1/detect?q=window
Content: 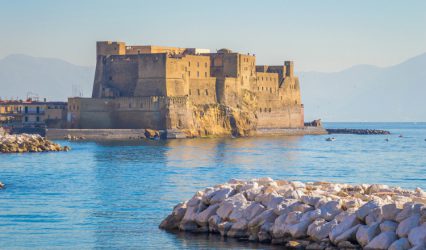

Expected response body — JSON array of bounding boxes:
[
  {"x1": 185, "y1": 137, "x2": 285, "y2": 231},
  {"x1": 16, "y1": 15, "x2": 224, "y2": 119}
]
[
  {"x1": 36, "y1": 106, "x2": 40, "y2": 113},
  {"x1": 197, "y1": 71, "x2": 199, "y2": 77},
  {"x1": 197, "y1": 89, "x2": 200, "y2": 95},
  {"x1": 36, "y1": 116, "x2": 40, "y2": 122},
  {"x1": 205, "y1": 89, "x2": 208, "y2": 96},
  {"x1": 205, "y1": 72, "x2": 207, "y2": 77},
  {"x1": 109, "y1": 76, "x2": 113, "y2": 81},
  {"x1": 189, "y1": 71, "x2": 191, "y2": 77},
  {"x1": 25, "y1": 116, "x2": 28, "y2": 122},
  {"x1": 259, "y1": 108, "x2": 262, "y2": 113},
  {"x1": 189, "y1": 89, "x2": 192, "y2": 95},
  {"x1": 205, "y1": 62, "x2": 207, "y2": 67},
  {"x1": 188, "y1": 62, "x2": 191, "y2": 67},
  {"x1": 197, "y1": 62, "x2": 200, "y2": 67},
  {"x1": 269, "y1": 108, "x2": 271, "y2": 112},
  {"x1": 24, "y1": 107, "x2": 28, "y2": 113},
  {"x1": 264, "y1": 108, "x2": 267, "y2": 112}
]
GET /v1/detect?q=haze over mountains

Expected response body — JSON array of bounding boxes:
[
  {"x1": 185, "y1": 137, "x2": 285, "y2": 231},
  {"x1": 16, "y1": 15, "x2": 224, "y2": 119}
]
[{"x1": 0, "y1": 53, "x2": 425, "y2": 122}]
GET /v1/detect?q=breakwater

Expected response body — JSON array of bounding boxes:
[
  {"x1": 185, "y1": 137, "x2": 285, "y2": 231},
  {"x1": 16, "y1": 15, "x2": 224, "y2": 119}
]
[
  {"x1": 327, "y1": 129, "x2": 391, "y2": 135},
  {"x1": 0, "y1": 134, "x2": 70, "y2": 153},
  {"x1": 160, "y1": 178, "x2": 425, "y2": 249}
]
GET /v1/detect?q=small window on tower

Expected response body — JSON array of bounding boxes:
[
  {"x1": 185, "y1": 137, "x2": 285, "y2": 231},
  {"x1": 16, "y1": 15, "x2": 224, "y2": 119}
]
[
  {"x1": 205, "y1": 89, "x2": 208, "y2": 96},
  {"x1": 204, "y1": 72, "x2": 207, "y2": 77},
  {"x1": 109, "y1": 76, "x2": 113, "y2": 81}
]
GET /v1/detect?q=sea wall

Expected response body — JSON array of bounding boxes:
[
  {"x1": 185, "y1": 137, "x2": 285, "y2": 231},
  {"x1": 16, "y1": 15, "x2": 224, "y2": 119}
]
[
  {"x1": 160, "y1": 178, "x2": 426, "y2": 249},
  {"x1": 0, "y1": 134, "x2": 70, "y2": 153},
  {"x1": 46, "y1": 128, "x2": 165, "y2": 140}
]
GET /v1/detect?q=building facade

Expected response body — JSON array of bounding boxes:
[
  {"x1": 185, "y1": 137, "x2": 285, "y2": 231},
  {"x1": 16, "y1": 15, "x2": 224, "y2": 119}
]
[
  {"x1": 68, "y1": 41, "x2": 304, "y2": 137},
  {"x1": 0, "y1": 100, "x2": 67, "y2": 128}
]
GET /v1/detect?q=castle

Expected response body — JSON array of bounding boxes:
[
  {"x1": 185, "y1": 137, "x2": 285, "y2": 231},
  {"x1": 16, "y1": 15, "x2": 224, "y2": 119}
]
[{"x1": 68, "y1": 41, "x2": 305, "y2": 138}]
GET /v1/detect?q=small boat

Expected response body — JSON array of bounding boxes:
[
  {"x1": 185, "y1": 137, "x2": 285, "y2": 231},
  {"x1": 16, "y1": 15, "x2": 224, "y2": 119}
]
[
  {"x1": 385, "y1": 138, "x2": 389, "y2": 141},
  {"x1": 326, "y1": 137, "x2": 336, "y2": 141},
  {"x1": 399, "y1": 134, "x2": 403, "y2": 138}
]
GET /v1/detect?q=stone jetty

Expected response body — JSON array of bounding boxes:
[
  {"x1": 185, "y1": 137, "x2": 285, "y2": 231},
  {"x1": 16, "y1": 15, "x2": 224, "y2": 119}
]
[
  {"x1": 0, "y1": 133, "x2": 70, "y2": 153},
  {"x1": 160, "y1": 178, "x2": 426, "y2": 249},
  {"x1": 327, "y1": 129, "x2": 391, "y2": 135}
]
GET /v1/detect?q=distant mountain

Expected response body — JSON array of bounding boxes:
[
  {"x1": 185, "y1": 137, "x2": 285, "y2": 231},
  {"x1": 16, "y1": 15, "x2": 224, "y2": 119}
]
[
  {"x1": 299, "y1": 53, "x2": 426, "y2": 122},
  {"x1": 1, "y1": 53, "x2": 425, "y2": 121},
  {"x1": 0, "y1": 54, "x2": 94, "y2": 101}
]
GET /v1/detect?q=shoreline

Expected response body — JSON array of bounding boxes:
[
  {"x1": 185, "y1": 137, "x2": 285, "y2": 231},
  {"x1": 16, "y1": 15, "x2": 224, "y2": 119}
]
[{"x1": 45, "y1": 127, "x2": 328, "y2": 140}]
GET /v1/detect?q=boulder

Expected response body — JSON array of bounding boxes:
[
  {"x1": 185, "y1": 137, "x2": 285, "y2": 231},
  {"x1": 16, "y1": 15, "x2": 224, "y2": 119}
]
[
  {"x1": 388, "y1": 238, "x2": 411, "y2": 250},
  {"x1": 356, "y1": 222, "x2": 381, "y2": 247},
  {"x1": 333, "y1": 224, "x2": 360, "y2": 244},
  {"x1": 380, "y1": 220, "x2": 398, "y2": 232},
  {"x1": 365, "y1": 231, "x2": 398, "y2": 250},
  {"x1": 397, "y1": 214, "x2": 420, "y2": 238},
  {"x1": 307, "y1": 218, "x2": 338, "y2": 241},
  {"x1": 320, "y1": 200, "x2": 342, "y2": 221},
  {"x1": 408, "y1": 224, "x2": 426, "y2": 247},
  {"x1": 287, "y1": 219, "x2": 311, "y2": 238},
  {"x1": 396, "y1": 203, "x2": 423, "y2": 222},
  {"x1": 382, "y1": 203, "x2": 402, "y2": 220},
  {"x1": 329, "y1": 213, "x2": 359, "y2": 242},
  {"x1": 195, "y1": 204, "x2": 219, "y2": 226},
  {"x1": 356, "y1": 200, "x2": 380, "y2": 221}
]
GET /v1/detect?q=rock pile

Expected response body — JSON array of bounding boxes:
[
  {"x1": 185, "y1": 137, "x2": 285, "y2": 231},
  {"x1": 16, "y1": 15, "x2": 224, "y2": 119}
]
[
  {"x1": 0, "y1": 133, "x2": 70, "y2": 153},
  {"x1": 65, "y1": 134, "x2": 86, "y2": 141},
  {"x1": 326, "y1": 129, "x2": 391, "y2": 135},
  {"x1": 160, "y1": 178, "x2": 426, "y2": 249}
]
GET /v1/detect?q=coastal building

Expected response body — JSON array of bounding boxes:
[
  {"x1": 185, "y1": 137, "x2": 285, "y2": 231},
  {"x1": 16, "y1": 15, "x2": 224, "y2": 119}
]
[
  {"x1": 68, "y1": 41, "x2": 305, "y2": 137},
  {"x1": 0, "y1": 99, "x2": 67, "y2": 129}
]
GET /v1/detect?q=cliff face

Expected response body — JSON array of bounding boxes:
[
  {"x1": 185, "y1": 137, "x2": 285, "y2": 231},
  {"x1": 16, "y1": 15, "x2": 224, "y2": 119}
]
[{"x1": 182, "y1": 89, "x2": 258, "y2": 137}]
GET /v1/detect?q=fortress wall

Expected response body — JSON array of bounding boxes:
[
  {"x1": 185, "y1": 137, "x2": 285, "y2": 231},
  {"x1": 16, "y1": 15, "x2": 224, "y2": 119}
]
[
  {"x1": 216, "y1": 77, "x2": 240, "y2": 108},
  {"x1": 133, "y1": 54, "x2": 167, "y2": 96},
  {"x1": 256, "y1": 105, "x2": 304, "y2": 129},
  {"x1": 166, "y1": 96, "x2": 193, "y2": 130},
  {"x1": 256, "y1": 72, "x2": 280, "y2": 95},
  {"x1": 103, "y1": 55, "x2": 139, "y2": 96},
  {"x1": 188, "y1": 78, "x2": 217, "y2": 105}
]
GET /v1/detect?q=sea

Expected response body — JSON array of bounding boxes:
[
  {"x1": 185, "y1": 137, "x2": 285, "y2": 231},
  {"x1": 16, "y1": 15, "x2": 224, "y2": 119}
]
[{"x1": 0, "y1": 122, "x2": 425, "y2": 249}]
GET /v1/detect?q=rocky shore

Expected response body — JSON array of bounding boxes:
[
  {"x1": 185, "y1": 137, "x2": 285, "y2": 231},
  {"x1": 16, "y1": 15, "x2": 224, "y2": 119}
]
[
  {"x1": 0, "y1": 133, "x2": 70, "y2": 153},
  {"x1": 327, "y1": 129, "x2": 391, "y2": 135},
  {"x1": 160, "y1": 178, "x2": 426, "y2": 249}
]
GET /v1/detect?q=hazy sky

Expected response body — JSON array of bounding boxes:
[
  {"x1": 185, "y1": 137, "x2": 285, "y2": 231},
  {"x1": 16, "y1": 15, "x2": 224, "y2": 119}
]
[{"x1": 1, "y1": 0, "x2": 425, "y2": 72}]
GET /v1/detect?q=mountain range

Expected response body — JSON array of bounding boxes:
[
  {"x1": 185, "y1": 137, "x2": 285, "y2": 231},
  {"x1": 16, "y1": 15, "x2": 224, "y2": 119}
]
[{"x1": 1, "y1": 53, "x2": 425, "y2": 122}]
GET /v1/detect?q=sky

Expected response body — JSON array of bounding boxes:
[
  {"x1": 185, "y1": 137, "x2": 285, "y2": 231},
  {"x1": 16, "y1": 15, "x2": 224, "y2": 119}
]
[{"x1": 0, "y1": 0, "x2": 426, "y2": 72}]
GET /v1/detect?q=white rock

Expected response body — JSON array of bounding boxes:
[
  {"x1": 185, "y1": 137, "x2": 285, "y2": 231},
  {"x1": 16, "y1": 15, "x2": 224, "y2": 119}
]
[
  {"x1": 208, "y1": 214, "x2": 221, "y2": 233},
  {"x1": 329, "y1": 213, "x2": 360, "y2": 242},
  {"x1": 301, "y1": 195, "x2": 322, "y2": 207},
  {"x1": 291, "y1": 181, "x2": 306, "y2": 189},
  {"x1": 287, "y1": 219, "x2": 311, "y2": 238},
  {"x1": 243, "y1": 202, "x2": 265, "y2": 221},
  {"x1": 271, "y1": 213, "x2": 289, "y2": 238},
  {"x1": 266, "y1": 196, "x2": 286, "y2": 210},
  {"x1": 388, "y1": 238, "x2": 411, "y2": 250},
  {"x1": 228, "y1": 219, "x2": 249, "y2": 237},
  {"x1": 307, "y1": 218, "x2": 338, "y2": 241},
  {"x1": 356, "y1": 200, "x2": 380, "y2": 221},
  {"x1": 365, "y1": 231, "x2": 398, "y2": 250},
  {"x1": 248, "y1": 209, "x2": 277, "y2": 229},
  {"x1": 380, "y1": 220, "x2": 399, "y2": 232},
  {"x1": 408, "y1": 224, "x2": 426, "y2": 247},
  {"x1": 285, "y1": 211, "x2": 303, "y2": 225},
  {"x1": 195, "y1": 204, "x2": 220, "y2": 226},
  {"x1": 356, "y1": 222, "x2": 381, "y2": 247},
  {"x1": 208, "y1": 188, "x2": 235, "y2": 204},
  {"x1": 256, "y1": 177, "x2": 274, "y2": 186},
  {"x1": 396, "y1": 203, "x2": 423, "y2": 222},
  {"x1": 397, "y1": 214, "x2": 421, "y2": 238},
  {"x1": 382, "y1": 203, "x2": 402, "y2": 220},
  {"x1": 320, "y1": 200, "x2": 342, "y2": 221},
  {"x1": 333, "y1": 224, "x2": 360, "y2": 244},
  {"x1": 301, "y1": 209, "x2": 322, "y2": 222}
]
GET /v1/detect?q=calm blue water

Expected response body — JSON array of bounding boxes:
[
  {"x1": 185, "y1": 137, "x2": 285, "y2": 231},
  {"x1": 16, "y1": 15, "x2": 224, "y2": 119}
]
[{"x1": 0, "y1": 123, "x2": 425, "y2": 249}]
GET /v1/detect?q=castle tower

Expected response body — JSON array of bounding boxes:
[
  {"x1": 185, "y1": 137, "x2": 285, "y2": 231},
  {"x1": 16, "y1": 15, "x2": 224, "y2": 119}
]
[
  {"x1": 284, "y1": 61, "x2": 294, "y2": 78},
  {"x1": 96, "y1": 41, "x2": 126, "y2": 56}
]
